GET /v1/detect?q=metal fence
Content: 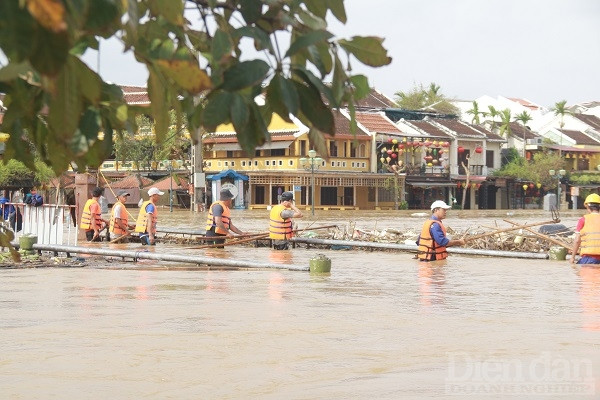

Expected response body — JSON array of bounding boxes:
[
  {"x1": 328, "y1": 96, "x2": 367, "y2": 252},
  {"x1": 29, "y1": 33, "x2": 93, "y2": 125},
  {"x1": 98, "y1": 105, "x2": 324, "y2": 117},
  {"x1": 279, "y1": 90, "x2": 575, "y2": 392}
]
[{"x1": 2, "y1": 203, "x2": 77, "y2": 245}]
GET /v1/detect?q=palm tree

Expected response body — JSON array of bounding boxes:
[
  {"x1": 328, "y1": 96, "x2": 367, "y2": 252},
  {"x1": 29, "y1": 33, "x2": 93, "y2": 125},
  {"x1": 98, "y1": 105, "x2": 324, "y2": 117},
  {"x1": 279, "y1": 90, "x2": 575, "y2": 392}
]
[
  {"x1": 552, "y1": 100, "x2": 570, "y2": 147},
  {"x1": 514, "y1": 110, "x2": 533, "y2": 158},
  {"x1": 466, "y1": 101, "x2": 486, "y2": 124},
  {"x1": 486, "y1": 105, "x2": 500, "y2": 131},
  {"x1": 498, "y1": 109, "x2": 512, "y2": 138}
]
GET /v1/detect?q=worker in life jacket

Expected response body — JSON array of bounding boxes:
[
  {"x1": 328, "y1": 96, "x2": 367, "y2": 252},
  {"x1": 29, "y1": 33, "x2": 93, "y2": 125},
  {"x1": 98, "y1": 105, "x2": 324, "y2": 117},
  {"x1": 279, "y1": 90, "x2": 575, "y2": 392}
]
[
  {"x1": 109, "y1": 190, "x2": 135, "y2": 241},
  {"x1": 571, "y1": 193, "x2": 600, "y2": 264},
  {"x1": 205, "y1": 188, "x2": 245, "y2": 247},
  {"x1": 80, "y1": 187, "x2": 107, "y2": 242},
  {"x1": 416, "y1": 200, "x2": 465, "y2": 261},
  {"x1": 135, "y1": 187, "x2": 164, "y2": 245},
  {"x1": 269, "y1": 191, "x2": 303, "y2": 250}
]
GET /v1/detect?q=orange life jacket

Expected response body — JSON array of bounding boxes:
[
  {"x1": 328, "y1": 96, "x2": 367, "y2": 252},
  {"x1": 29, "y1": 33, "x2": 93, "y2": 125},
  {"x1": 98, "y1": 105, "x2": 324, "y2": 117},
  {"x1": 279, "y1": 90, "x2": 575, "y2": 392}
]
[
  {"x1": 135, "y1": 200, "x2": 158, "y2": 233},
  {"x1": 417, "y1": 219, "x2": 448, "y2": 261},
  {"x1": 580, "y1": 213, "x2": 600, "y2": 256},
  {"x1": 80, "y1": 198, "x2": 103, "y2": 231},
  {"x1": 269, "y1": 204, "x2": 293, "y2": 240},
  {"x1": 109, "y1": 201, "x2": 128, "y2": 235},
  {"x1": 205, "y1": 201, "x2": 231, "y2": 234}
]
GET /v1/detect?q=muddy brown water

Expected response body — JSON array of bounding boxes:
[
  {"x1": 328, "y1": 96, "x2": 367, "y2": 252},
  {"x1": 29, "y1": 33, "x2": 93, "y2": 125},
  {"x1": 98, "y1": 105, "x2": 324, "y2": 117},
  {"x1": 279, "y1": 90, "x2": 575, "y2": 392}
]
[{"x1": 1, "y1": 209, "x2": 599, "y2": 399}]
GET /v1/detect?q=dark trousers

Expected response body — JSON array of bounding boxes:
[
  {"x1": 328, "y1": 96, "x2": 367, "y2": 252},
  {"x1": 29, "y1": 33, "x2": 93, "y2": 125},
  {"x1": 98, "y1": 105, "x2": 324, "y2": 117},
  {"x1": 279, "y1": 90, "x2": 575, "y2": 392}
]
[{"x1": 206, "y1": 228, "x2": 226, "y2": 248}]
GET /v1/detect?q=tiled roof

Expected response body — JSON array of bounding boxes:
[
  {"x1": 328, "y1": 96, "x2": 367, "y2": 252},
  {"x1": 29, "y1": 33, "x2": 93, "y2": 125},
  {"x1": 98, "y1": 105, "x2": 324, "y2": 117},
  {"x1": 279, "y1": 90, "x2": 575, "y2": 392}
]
[
  {"x1": 468, "y1": 124, "x2": 505, "y2": 141},
  {"x1": 48, "y1": 174, "x2": 76, "y2": 189},
  {"x1": 408, "y1": 121, "x2": 452, "y2": 138},
  {"x1": 507, "y1": 97, "x2": 542, "y2": 111},
  {"x1": 147, "y1": 175, "x2": 188, "y2": 190},
  {"x1": 574, "y1": 114, "x2": 600, "y2": 131},
  {"x1": 355, "y1": 112, "x2": 402, "y2": 134},
  {"x1": 111, "y1": 174, "x2": 154, "y2": 188},
  {"x1": 431, "y1": 119, "x2": 486, "y2": 139},
  {"x1": 327, "y1": 111, "x2": 370, "y2": 138},
  {"x1": 355, "y1": 89, "x2": 396, "y2": 108},
  {"x1": 120, "y1": 85, "x2": 150, "y2": 106},
  {"x1": 559, "y1": 129, "x2": 600, "y2": 145},
  {"x1": 508, "y1": 122, "x2": 539, "y2": 141}
]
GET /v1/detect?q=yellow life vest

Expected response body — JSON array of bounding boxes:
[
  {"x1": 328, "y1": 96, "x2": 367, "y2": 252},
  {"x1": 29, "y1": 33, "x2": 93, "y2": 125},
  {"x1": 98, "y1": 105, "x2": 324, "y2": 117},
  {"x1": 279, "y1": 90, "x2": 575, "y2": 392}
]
[
  {"x1": 417, "y1": 219, "x2": 448, "y2": 261},
  {"x1": 269, "y1": 204, "x2": 293, "y2": 240},
  {"x1": 80, "y1": 198, "x2": 102, "y2": 231},
  {"x1": 205, "y1": 201, "x2": 231, "y2": 234},
  {"x1": 580, "y1": 213, "x2": 600, "y2": 256},
  {"x1": 135, "y1": 200, "x2": 158, "y2": 233},
  {"x1": 109, "y1": 201, "x2": 128, "y2": 235}
]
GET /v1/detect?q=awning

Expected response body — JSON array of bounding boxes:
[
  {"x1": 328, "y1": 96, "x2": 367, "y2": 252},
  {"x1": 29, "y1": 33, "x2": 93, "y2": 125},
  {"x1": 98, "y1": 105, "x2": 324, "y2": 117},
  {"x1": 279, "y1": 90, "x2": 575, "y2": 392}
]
[
  {"x1": 409, "y1": 182, "x2": 457, "y2": 188},
  {"x1": 207, "y1": 169, "x2": 249, "y2": 181},
  {"x1": 211, "y1": 140, "x2": 293, "y2": 151}
]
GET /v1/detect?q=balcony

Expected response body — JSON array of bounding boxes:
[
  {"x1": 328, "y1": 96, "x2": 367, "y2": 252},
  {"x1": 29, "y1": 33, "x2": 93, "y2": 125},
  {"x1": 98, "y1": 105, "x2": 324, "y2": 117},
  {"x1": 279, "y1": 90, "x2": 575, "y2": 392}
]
[{"x1": 404, "y1": 163, "x2": 450, "y2": 178}]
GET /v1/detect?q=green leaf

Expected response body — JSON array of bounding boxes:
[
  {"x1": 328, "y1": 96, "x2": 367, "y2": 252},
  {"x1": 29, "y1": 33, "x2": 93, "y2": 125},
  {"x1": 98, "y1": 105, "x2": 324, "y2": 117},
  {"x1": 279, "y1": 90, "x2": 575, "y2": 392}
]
[
  {"x1": 266, "y1": 74, "x2": 298, "y2": 122},
  {"x1": 84, "y1": 0, "x2": 122, "y2": 37},
  {"x1": 230, "y1": 93, "x2": 249, "y2": 134},
  {"x1": 234, "y1": 26, "x2": 273, "y2": 52},
  {"x1": 201, "y1": 91, "x2": 233, "y2": 131},
  {"x1": 284, "y1": 30, "x2": 333, "y2": 58},
  {"x1": 221, "y1": 60, "x2": 269, "y2": 91},
  {"x1": 147, "y1": 0, "x2": 184, "y2": 26},
  {"x1": 0, "y1": 62, "x2": 32, "y2": 82},
  {"x1": 297, "y1": 9, "x2": 327, "y2": 30},
  {"x1": 239, "y1": 0, "x2": 262, "y2": 24},
  {"x1": 292, "y1": 66, "x2": 335, "y2": 107},
  {"x1": 331, "y1": 53, "x2": 346, "y2": 104},
  {"x1": 236, "y1": 103, "x2": 268, "y2": 155},
  {"x1": 29, "y1": 29, "x2": 70, "y2": 76},
  {"x1": 211, "y1": 29, "x2": 233, "y2": 65},
  {"x1": 187, "y1": 29, "x2": 211, "y2": 53},
  {"x1": 338, "y1": 36, "x2": 392, "y2": 67},
  {"x1": 147, "y1": 67, "x2": 169, "y2": 143},
  {"x1": 349, "y1": 74, "x2": 370, "y2": 99},
  {"x1": 304, "y1": 0, "x2": 327, "y2": 18},
  {"x1": 0, "y1": 0, "x2": 36, "y2": 61},
  {"x1": 73, "y1": 58, "x2": 102, "y2": 104},
  {"x1": 48, "y1": 58, "x2": 81, "y2": 142},
  {"x1": 293, "y1": 81, "x2": 334, "y2": 134},
  {"x1": 156, "y1": 59, "x2": 212, "y2": 94},
  {"x1": 326, "y1": 0, "x2": 347, "y2": 23}
]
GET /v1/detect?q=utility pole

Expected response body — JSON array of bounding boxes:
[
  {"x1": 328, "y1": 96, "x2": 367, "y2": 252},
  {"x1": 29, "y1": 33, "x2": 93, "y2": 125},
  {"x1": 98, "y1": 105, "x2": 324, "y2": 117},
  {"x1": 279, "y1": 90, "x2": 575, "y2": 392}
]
[{"x1": 191, "y1": 131, "x2": 205, "y2": 212}]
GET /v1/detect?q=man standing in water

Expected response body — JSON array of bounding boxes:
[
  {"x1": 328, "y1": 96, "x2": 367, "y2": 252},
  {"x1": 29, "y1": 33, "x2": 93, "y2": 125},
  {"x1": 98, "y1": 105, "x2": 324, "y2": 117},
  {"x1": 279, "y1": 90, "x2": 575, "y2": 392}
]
[
  {"x1": 571, "y1": 193, "x2": 600, "y2": 264},
  {"x1": 109, "y1": 190, "x2": 134, "y2": 242},
  {"x1": 205, "y1": 188, "x2": 245, "y2": 247},
  {"x1": 80, "y1": 187, "x2": 106, "y2": 242},
  {"x1": 135, "y1": 187, "x2": 163, "y2": 245},
  {"x1": 417, "y1": 200, "x2": 465, "y2": 261},
  {"x1": 269, "y1": 191, "x2": 303, "y2": 250}
]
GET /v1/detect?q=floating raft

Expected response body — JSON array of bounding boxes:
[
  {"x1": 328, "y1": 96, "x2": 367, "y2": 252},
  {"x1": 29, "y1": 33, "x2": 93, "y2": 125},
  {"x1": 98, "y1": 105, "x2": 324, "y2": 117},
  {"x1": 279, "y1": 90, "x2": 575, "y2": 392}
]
[
  {"x1": 32, "y1": 244, "x2": 309, "y2": 271},
  {"x1": 292, "y1": 238, "x2": 549, "y2": 260}
]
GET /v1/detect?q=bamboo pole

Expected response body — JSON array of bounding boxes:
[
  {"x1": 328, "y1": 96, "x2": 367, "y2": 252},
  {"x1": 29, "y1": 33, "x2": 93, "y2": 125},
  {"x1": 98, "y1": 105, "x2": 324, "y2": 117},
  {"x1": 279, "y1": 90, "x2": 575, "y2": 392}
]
[
  {"x1": 463, "y1": 220, "x2": 560, "y2": 242},
  {"x1": 503, "y1": 219, "x2": 571, "y2": 251}
]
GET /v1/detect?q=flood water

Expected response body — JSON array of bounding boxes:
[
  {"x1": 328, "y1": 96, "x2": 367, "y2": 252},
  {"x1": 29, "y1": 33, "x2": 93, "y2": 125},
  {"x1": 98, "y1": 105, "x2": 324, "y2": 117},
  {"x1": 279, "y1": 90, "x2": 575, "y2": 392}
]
[{"x1": 1, "y1": 209, "x2": 599, "y2": 399}]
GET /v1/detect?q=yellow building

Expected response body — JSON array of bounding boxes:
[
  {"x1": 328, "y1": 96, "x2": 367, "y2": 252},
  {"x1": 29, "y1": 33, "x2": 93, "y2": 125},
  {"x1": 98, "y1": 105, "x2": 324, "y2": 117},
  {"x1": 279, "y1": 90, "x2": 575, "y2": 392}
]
[{"x1": 203, "y1": 111, "x2": 405, "y2": 210}]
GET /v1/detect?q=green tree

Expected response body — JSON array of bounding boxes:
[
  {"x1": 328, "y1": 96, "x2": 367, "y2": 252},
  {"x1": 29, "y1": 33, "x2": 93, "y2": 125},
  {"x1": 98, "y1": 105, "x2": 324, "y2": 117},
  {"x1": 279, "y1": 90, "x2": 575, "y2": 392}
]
[
  {"x1": 466, "y1": 101, "x2": 486, "y2": 124},
  {"x1": 495, "y1": 151, "x2": 567, "y2": 189},
  {"x1": 498, "y1": 109, "x2": 513, "y2": 137},
  {"x1": 394, "y1": 82, "x2": 459, "y2": 114},
  {"x1": 514, "y1": 110, "x2": 532, "y2": 157},
  {"x1": 0, "y1": 0, "x2": 391, "y2": 174},
  {"x1": 552, "y1": 100, "x2": 570, "y2": 129},
  {"x1": 485, "y1": 105, "x2": 500, "y2": 131}
]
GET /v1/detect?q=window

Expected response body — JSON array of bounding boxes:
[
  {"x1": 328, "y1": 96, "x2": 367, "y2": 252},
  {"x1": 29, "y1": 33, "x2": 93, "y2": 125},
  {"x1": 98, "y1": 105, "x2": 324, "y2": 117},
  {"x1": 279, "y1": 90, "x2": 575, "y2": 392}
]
[
  {"x1": 255, "y1": 150, "x2": 261, "y2": 157},
  {"x1": 362, "y1": 162, "x2": 366, "y2": 168},
  {"x1": 359, "y1": 144, "x2": 366, "y2": 158},
  {"x1": 254, "y1": 160, "x2": 258, "y2": 166},
  {"x1": 288, "y1": 160, "x2": 293, "y2": 166},
  {"x1": 270, "y1": 148, "x2": 285, "y2": 157},
  {"x1": 342, "y1": 162, "x2": 346, "y2": 167},
  {"x1": 265, "y1": 160, "x2": 270, "y2": 166},
  {"x1": 278, "y1": 160, "x2": 283, "y2": 166},
  {"x1": 224, "y1": 161, "x2": 228, "y2": 166},
  {"x1": 226, "y1": 151, "x2": 234, "y2": 158},
  {"x1": 486, "y1": 150, "x2": 494, "y2": 168},
  {"x1": 329, "y1": 141, "x2": 338, "y2": 157},
  {"x1": 242, "y1": 161, "x2": 246, "y2": 167},
  {"x1": 350, "y1": 144, "x2": 357, "y2": 158},
  {"x1": 217, "y1": 161, "x2": 222, "y2": 167},
  {"x1": 231, "y1": 161, "x2": 235, "y2": 167},
  {"x1": 299, "y1": 140, "x2": 307, "y2": 156},
  {"x1": 331, "y1": 161, "x2": 335, "y2": 167}
]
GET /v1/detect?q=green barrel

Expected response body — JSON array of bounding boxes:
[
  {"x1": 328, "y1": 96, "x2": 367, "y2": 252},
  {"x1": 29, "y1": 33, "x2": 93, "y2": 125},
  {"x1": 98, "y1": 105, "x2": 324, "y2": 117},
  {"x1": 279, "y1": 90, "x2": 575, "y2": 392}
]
[
  {"x1": 309, "y1": 254, "x2": 331, "y2": 274},
  {"x1": 548, "y1": 246, "x2": 567, "y2": 261},
  {"x1": 19, "y1": 235, "x2": 38, "y2": 251}
]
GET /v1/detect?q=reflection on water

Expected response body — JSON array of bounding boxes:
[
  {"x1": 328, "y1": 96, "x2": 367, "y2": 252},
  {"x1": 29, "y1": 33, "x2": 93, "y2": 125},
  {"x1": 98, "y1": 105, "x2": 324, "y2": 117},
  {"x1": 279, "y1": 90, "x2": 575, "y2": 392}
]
[{"x1": 1, "y1": 209, "x2": 599, "y2": 398}]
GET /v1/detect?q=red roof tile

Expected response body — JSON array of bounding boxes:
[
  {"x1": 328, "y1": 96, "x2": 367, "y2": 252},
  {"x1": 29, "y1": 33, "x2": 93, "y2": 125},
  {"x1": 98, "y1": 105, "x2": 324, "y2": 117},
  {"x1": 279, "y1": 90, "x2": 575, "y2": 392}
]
[
  {"x1": 355, "y1": 112, "x2": 401, "y2": 134},
  {"x1": 111, "y1": 174, "x2": 154, "y2": 188},
  {"x1": 559, "y1": 129, "x2": 600, "y2": 145},
  {"x1": 147, "y1": 175, "x2": 188, "y2": 191}
]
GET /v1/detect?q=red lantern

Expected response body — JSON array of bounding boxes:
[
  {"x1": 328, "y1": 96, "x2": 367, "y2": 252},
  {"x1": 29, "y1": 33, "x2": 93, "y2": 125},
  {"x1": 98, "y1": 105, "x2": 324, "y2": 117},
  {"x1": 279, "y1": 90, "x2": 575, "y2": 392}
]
[
  {"x1": 476, "y1": 183, "x2": 481, "y2": 189},
  {"x1": 529, "y1": 183, "x2": 534, "y2": 189},
  {"x1": 391, "y1": 153, "x2": 397, "y2": 159},
  {"x1": 457, "y1": 182, "x2": 462, "y2": 188},
  {"x1": 398, "y1": 144, "x2": 404, "y2": 150},
  {"x1": 458, "y1": 146, "x2": 465, "y2": 153},
  {"x1": 475, "y1": 146, "x2": 483, "y2": 154},
  {"x1": 388, "y1": 137, "x2": 393, "y2": 143},
  {"x1": 442, "y1": 141, "x2": 450, "y2": 148},
  {"x1": 424, "y1": 140, "x2": 432, "y2": 147},
  {"x1": 387, "y1": 149, "x2": 392, "y2": 155},
  {"x1": 424, "y1": 155, "x2": 433, "y2": 162}
]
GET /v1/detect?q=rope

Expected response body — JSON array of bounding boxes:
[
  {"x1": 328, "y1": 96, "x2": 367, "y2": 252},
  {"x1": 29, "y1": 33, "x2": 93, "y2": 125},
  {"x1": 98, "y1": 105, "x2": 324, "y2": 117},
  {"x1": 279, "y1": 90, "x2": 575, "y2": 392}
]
[{"x1": 99, "y1": 170, "x2": 136, "y2": 220}]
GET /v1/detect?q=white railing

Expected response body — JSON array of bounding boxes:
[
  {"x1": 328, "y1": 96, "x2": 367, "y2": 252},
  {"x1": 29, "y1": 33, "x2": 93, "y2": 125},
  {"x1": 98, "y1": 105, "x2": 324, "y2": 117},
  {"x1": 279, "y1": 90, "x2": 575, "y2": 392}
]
[{"x1": 2, "y1": 203, "x2": 77, "y2": 245}]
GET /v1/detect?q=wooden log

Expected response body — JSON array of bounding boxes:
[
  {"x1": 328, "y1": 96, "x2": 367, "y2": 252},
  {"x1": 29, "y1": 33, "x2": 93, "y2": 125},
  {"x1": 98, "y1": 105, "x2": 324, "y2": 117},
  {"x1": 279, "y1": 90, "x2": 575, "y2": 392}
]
[
  {"x1": 463, "y1": 220, "x2": 560, "y2": 242},
  {"x1": 503, "y1": 219, "x2": 571, "y2": 251}
]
